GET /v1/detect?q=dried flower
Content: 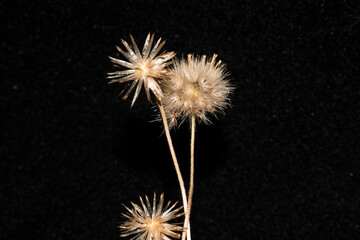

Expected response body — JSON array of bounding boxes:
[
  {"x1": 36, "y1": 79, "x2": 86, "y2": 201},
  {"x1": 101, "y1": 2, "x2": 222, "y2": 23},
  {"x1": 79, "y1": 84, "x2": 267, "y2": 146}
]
[
  {"x1": 161, "y1": 54, "x2": 233, "y2": 128},
  {"x1": 120, "y1": 193, "x2": 185, "y2": 240},
  {"x1": 108, "y1": 33, "x2": 176, "y2": 107}
]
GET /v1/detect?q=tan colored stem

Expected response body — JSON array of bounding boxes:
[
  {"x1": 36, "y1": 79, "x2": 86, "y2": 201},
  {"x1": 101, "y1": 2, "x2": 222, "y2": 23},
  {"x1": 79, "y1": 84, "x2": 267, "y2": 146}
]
[
  {"x1": 182, "y1": 114, "x2": 195, "y2": 240},
  {"x1": 157, "y1": 101, "x2": 188, "y2": 211}
]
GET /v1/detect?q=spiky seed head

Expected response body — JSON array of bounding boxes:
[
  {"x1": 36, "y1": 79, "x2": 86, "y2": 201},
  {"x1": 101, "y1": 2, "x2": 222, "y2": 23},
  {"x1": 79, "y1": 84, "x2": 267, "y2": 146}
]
[
  {"x1": 161, "y1": 54, "x2": 233, "y2": 128},
  {"x1": 107, "y1": 33, "x2": 176, "y2": 107},
  {"x1": 120, "y1": 193, "x2": 185, "y2": 240}
]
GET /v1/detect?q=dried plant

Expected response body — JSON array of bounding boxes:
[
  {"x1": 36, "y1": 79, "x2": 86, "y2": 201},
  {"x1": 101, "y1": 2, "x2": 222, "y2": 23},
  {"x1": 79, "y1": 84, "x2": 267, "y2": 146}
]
[
  {"x1": 107, "y1": 33, "x2": 175, "y2": 107},
  {"x1": 120, "y1": 193, "x2": 184, "y2": 240},
  {"x1": 108, "y1": 33, "x2": 188, "y2": 239},
  {"x1": 107, "y1": 34, "x2": 233, "y2": 240},
  {"x1": 161, "y1": 54, "x2": 233, "y2": 129}
]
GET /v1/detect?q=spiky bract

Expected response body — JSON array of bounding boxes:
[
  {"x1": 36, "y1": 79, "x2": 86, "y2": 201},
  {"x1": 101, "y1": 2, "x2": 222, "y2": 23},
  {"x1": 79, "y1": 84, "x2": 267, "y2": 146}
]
[
  {"x1": 108, "y1": 33, "x2": 175, "y2": 107},
  {"x1": 161, "y1": 54, "x2": 232, "y2": 128},
  {"x1": 120, "y1": 193, "x2": 185, "y2": 240}
]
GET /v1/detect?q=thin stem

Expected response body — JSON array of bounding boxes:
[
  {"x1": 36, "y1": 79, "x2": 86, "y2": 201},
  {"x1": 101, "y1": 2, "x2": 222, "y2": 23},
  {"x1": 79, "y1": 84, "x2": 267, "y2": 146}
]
[
  {"x1": 182, "y1": 114, "x2": 195, "y2": 240},
  {"x1": 157, "y1": 101, "x2": 188, "y2": 211}
]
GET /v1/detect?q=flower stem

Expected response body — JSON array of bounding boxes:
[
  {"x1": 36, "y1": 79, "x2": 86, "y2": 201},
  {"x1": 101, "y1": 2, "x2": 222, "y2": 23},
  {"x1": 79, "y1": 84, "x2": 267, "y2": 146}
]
[
  {"x1": 157, "y1": 101, "x2": 188, "y2": 211},
  {"x1": 182, "y1": 114, "x2": 196, "y2": 240}
]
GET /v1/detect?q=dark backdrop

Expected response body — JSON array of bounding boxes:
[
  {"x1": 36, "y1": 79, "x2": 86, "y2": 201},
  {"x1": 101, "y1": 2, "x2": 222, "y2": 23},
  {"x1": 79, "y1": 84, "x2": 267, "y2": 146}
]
[{"x1": 2, "y1": 1, "x2": 360, "y2": 239}]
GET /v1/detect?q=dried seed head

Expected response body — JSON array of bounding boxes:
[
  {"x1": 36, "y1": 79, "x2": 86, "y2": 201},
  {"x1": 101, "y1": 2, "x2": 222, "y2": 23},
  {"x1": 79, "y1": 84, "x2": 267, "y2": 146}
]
[
  {"x1": 120, "y1": 193, "x2": 185, "y2": 240},
  {"x1": 161, "y1": 54, "x2": 233, "y2": 128},
  {"x1": 107, "y1": 33, "x2": 175, "y2": 107}
]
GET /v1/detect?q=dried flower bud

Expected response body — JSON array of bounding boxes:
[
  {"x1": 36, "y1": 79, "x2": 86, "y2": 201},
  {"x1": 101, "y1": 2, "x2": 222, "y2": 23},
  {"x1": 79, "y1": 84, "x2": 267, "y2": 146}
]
[
  {"x1": 120, "y1": 193, "x2": 184, "y2": 240},
  {"x1": 107, "y1": 33, "x2": 175, "y2": 107},
  {"x1": 161, "y1": 54, "x2": 233, "y2": 128}
]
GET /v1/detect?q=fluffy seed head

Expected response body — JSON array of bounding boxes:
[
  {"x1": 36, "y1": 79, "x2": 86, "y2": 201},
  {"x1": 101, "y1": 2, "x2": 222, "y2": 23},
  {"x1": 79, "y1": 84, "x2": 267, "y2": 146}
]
[
  {"x1": 107, "y1": 33, "x2": 176, "y2": 107},
  {"x1": 120, "y1": 193, "x2": 185, "y2": 240},
  {"x1": 161, "y1": 54, "x2": 233, "y2": 128}
]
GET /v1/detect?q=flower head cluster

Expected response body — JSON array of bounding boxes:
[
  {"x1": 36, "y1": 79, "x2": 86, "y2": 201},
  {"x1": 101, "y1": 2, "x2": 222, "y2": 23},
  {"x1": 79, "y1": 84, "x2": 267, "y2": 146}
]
[
  {"x1": 108, "y1": 34, "x2": 233, "y2": 128},
  {"x1": 120, "y1": 193, "x2": 184, "y2": 240},
  {"x1": 109, "y1": 35, "x2": 234, "y2": 240},
  {"x1": 161, "y1": 54, "x2": 233, "y2": 128},
  {"x1": 108, "y1": 33, "x2": 175, "y2": 107}
]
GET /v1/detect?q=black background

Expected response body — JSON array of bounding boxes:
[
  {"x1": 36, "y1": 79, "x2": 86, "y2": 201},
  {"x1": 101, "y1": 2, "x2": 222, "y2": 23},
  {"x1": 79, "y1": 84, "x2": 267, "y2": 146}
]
[{"x1": 2, "y1": 1, "x2": 360, "y2": 239}]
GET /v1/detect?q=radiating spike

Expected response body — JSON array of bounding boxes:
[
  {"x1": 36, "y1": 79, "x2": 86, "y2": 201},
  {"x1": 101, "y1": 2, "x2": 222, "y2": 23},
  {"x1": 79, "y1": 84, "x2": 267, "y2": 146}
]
[
  {"x1": 131, "y1": 202, "x2": 145, "y2": 217},
  {"x1": 142, "y1": 33, "x2": 151, "y2": 56},
  {"x1": 152, "y1": 37, "x2": 162, "y2": 52},
  {"x1": 209, "y1": 53, "x2": 218, "y2": 66},
  {"x1": 120, "y1": 232, "x2": 133, "y2": 237},
  {"x1": 121, "y1": 213, "x2": 132, "y2": 219},
  {"x1": 147, "y1": 37, "x2": 162, "y2": 58},
  {"x1": 149, "y1": 39, "x2": 166, "y2": 61},
  {"x1": 156, "y1": 193, "x2": 164, "y2": 216},
  {"x1": 171, "y1": 205, "x2": 184, "y2": 215},
  {"x1": 161, "y1": 207, "x2": 184, "y2": 222},
  {"x1": 145, "y1": 195, "x2": 152, "y2": 214},
  {"x1": 187, "y1": 54, "x2": 192, "y2": 63},
  {"x1": 120, "y1": 226, "x2": 143, "y2": 232},
  {"x1": 202, "y1": 54, "x2": 206, "y2": 64},
  {"x1": 215, "y1": 60, "x2": 222, "y2": 69},
  {"x1": 160, "y1": 228, "x2": 181, "y2": 239},
  {"x1": 122, "y1": 203, "x2": 133, "y2": 213},
  {"x1": 108, "y1": 56, "x2": 134, "y2": 68},
  {"x1": 118, "y1": 88, "x2": 127, "y2": 96},
  {"x1": 121, "y1": 39, "x2": 138, "y2": 61},
  {"x1": 107, "y1": 72, "x2": 135, "y2": 80},
  {"x1": 152, "y1": 51, "x2": 176, "y2": 65},
  {"x1": 108, "y1": 74, "x2": 136, "y2": 84},
  {"x1": 173, "y1": 211, "x2": 186, "y2": 218},
  {"x1": 143, "y1": 77, "x2": 152, "y2": 101},
  {"x1": 130, "y1": 34, "x2": 142, "y2": 59},
  {"x1": 128, "y1": 231, "x2": 146, "y2": 240},
  {"x1": 163, "y1": 223, "x2": 185, "y2": 231},
  {"x1": 152, "y1": 192, "x2": 157, "y2": 218},
  {"x1": 122, "y1": 204, "x2": 138, "y2": 219},
  {"x1": 107, "y1": 69, "x2": 135, "y2": 76},
  {"x1": 162, "y1": 201, "x2": 179, "y2": 216},
  {"x1": 148, "y1": 77, "x2": 163, "y2": 100},
  {"x1": 131, "y1": 78, "x2": 143, "y2": 108},
  {"x1": 143, "y1": 33, "x2": 155, "y2": 59},
  {"x1": 139, "y1": 196, "x2": 150, "y2": 217},
  {"x1": 122, "y1": 79, "x2": 138, "y2": 100},
  {"x1": 161, "y1": 60, "x2": 175, "y2": 68},
  {"x1": 115, "y1": 45, "x2": 137, "y2": 64}
]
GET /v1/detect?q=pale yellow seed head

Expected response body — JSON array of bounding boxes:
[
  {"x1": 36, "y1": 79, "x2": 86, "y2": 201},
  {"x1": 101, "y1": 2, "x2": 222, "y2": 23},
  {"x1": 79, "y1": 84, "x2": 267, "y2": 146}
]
[
  {"x1": 160, "y1": 54, "x2": 233, "y2": 128},
  {"x1": 107, "y1": 33, "x2": 176, "y2": 107},
  {"x1": 120, "y1": 193, "x2": 184, "y2": 240}
]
